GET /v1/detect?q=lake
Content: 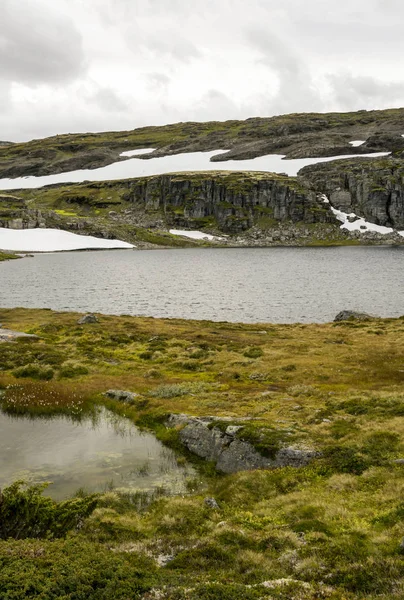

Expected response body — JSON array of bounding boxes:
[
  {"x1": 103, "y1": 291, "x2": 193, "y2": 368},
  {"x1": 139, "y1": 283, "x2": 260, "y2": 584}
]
[
  {"x1": 1, "y1": 246, "x2": 403, "y2": 323},
  {"x1": 0, "y1": 406, "x2": 194, "y2": 500}
]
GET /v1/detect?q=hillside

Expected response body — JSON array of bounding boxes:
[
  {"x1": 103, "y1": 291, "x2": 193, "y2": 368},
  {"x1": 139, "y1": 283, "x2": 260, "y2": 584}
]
[{"x1": 1, "y1": 109, "x2": 404, "y2": 247}]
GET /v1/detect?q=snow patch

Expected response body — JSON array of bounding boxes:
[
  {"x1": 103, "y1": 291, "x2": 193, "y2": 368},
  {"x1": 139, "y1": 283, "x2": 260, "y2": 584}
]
[
  {"x1": 169, "y1": 229, "x2": 224, "y2": 241},
  {"x1": 0, "y1": 150, "x2": 391, "y2": 191},
  {"x1": 321, "y1": 195, "x2": 396, "y2": 235},
  {"x1": 0, "y1": 228, "x2": 134, "y2": 252},
  {"x1": 349, "y1": 140, "x2": 365, "y2": 147},
  {"x1": 119, "y1": 148, "x2": 156, "y2": 157}
]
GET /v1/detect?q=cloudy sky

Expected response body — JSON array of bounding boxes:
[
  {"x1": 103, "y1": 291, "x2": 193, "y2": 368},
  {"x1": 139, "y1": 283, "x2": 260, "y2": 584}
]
[{"x1": 1, "y1": 0, "x2": 404, "y2": 142}]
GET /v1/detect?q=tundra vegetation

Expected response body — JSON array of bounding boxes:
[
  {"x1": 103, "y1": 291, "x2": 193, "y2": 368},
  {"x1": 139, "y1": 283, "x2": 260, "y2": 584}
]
[
  {"x1": 0, "y1": 251, "x2": 18, "y2": 262},
  {"x1": 0, "y1": 307, "x2": 404, "y2": 598}
]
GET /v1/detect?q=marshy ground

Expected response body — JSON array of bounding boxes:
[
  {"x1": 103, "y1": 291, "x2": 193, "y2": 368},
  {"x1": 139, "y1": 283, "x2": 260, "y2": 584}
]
[{"x1": 0, "y1": 307, "x2": 404, "y2": 599}]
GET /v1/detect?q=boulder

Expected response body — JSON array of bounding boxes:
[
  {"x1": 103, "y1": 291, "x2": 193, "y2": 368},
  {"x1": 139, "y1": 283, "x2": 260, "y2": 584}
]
[
  {"x1": 204, "y1": 497, "x2": 220, "y2": 509},
  {"x1": 77, "y1": 314, "x2": 98, "y2": 324},
  {"x1": 0, "y1": 328, "x2": 39, "y2": 342},
  {"x1": 334, "y1": 310, "x2": 374, "y2": 322},
  {"x1": 168, "y1": 414, "x2": 318, "y2": 474},
  {"x1": 104, "y1": 390, "x2": 139, "y2": 403}
]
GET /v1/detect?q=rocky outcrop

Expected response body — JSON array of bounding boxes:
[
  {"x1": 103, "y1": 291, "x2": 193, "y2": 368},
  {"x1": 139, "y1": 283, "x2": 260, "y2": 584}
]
[
  {"x1": 167, "y1": 414, "x2": 318, "y2": 474},
  {"x1": 300, "y1": 157, "x2": 404, "y2": 229},
  {"x1": 104, "y1": 389, "x2": 140, "y2": 403},
  {"x1": 0, "y1": 195, "x2": 46, "y2": 229},
  {"x1": 0, "y1": 328, "x2": 39, "y2": 342},
  {"x1": 77, "y1": 314, "x2": 98, "y2": 324},
  {"x1": 125, "y1": 173, "x2": 333, "y2": 234},
  {"x1": 334, "y1": 310, "x2": 375, "y2": 322}
]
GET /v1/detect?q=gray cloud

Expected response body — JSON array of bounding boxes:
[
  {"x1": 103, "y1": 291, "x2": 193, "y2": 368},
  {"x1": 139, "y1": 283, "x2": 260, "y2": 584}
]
[
  {"x1": 246, "y1": 28, "x2": 324, "y2": 113},
  {"x1": 0, "y1": 0, "x2": 86, "y2": 85},
  {"x1": 137, "y1": 33, "x2": 202, "y2": 64},
  {"x1": 191, "y1": 89, "x2": 244, "y2": 122},
  {"x1": 91, "y1": 87, "x2": 129, "y2": 113},
  {"x1": 328, "y1": 73, "x2": 404, "y2": 110},
  {"x1": 145, "y1": 72, "x2": 171, "y2": 91},
  {"x1": 2, "y1": 0, "x2": 404, "y2": 141}
]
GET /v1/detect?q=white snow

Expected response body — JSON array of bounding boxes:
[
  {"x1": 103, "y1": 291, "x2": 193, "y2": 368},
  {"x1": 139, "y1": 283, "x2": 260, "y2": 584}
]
[
  {"x1": 169, "y1": 229, "x2": 224, "y2": 241},
  {"x1": 321, "y1": 195, "x2": 397, "y2": 235},
  {"x1": 349, "y1": 140, "x2": 366, "y2": 147},
  {"x1": 0, "y1": 228, "x2": 134, "y2": 252},
  {"x1": 331, "y1": 209, "x2": 394, "y2": 234},
  {"x1": 0, "y1": 150, "x2": 390, "y2": 191},
  {"x1": 119, "y1": 148, "x2": 155, "y2": 157}
]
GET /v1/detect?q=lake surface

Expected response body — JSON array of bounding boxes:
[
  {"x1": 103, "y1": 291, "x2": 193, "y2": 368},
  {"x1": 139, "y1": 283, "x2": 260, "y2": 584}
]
[
  {"x1": 1, "y1": 246, "x2": 403, "y2": 323},
  {"x1": 0, "y1": 406, "x2": 194, "y2": 500}
]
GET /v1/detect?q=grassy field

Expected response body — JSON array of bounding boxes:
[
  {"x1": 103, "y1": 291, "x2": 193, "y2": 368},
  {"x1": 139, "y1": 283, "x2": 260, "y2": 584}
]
[{"x1": 0, "y1": 307, "x2": 404, "y2": 598}]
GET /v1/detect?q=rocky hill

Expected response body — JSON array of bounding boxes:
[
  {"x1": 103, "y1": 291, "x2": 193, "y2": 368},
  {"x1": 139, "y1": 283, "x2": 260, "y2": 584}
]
[
  {"x1": 1, "y1": 108, "x2": 404, "y2": 247},
  {"x1": 1, "y1": 108, "x2": 404, "y2": 179}
]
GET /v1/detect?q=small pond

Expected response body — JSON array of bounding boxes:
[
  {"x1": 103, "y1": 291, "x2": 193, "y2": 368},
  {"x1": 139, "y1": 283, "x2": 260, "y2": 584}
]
[{"x1": 0, "y1": 406, "x2": 195, "y2": 500}]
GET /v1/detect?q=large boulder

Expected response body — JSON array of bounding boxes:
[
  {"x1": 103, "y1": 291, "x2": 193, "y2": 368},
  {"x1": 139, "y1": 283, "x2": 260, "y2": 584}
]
[
  {"x1": 104, "y1": 389, "x2": 139, "y2": 404},
  {"x1": 167, "y1": 414, "x2": 318, "y2": 474},
  {"x1": 77, "y1": 314, "x2": 98, "y2": 324},
  {"x1": 334, "y1": 310, "x2": 374, "y2": 322}
]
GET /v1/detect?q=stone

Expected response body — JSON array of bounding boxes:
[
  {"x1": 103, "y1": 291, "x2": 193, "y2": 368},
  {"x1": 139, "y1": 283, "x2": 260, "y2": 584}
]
[
  {"x1": 169, "y1": 414, "x2": 318, "y2": 474},
  {"x1": 333, "y1": 310, "x2": 374, "y2": 322},
  {"x1": 393, "y1": 459, "x2": 404, "y2": 465},
  {"x1": 225, "y1": 425, "x2": 244, "y2": 436},
  {"x1": 204, "y1": 497, "x2": 220, "y2": 509},
  {"x1": 104, "y1": 390, "x2": 139, "y2": 403},
  {"x1": 77, "y1": 314, "x2": 98, "y2": 324},
  {"x1": 156, "y1": 554, "x2": 175, "y2": 567},
  {"x1": 0, "y1": 328, "x2": 39, "y2": 343}
]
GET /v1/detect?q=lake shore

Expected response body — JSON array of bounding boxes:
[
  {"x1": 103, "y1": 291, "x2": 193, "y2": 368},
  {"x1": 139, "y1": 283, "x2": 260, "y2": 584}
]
[{"x1": 1, "y1": 307, "x2": 404, "y2": 597}]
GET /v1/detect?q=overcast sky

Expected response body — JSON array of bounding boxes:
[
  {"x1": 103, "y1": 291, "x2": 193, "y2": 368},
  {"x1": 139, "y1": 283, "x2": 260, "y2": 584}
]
[{"x1": 1, "y1": 0, "x2": 404, "y2": 142}]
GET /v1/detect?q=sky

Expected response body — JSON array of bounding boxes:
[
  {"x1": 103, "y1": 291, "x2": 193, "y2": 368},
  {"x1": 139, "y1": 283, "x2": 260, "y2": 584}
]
[{"x1": 1, "y1": 0, "x2": 404, "y2": 142}]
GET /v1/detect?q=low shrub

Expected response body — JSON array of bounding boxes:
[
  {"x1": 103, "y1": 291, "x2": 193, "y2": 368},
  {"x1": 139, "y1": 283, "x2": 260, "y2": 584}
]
[
  {"x1": 59, "y1": 364, "x2": 89, "y2": 378},
  {"x1": 12, "y1": 363, "x2": 54, "y2": 381},
  {"x1": 0, "y1": 481, "x2": 97, "y2": 540},
  {"x1": 243, "y1": 347, "x2": 264, "y2": 359}
]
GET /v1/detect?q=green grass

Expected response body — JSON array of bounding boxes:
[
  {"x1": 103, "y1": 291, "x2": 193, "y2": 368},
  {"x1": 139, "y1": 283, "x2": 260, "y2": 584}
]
[
  {"x1": 0, "y1": 251, "x2": 19, "y2": 262},
  {"x1": 1, "y1": 308, "x2": 404, "y2": 597}
]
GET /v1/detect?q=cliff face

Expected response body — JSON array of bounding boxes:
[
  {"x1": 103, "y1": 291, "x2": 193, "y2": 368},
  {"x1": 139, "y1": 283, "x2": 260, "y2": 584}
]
[
  {"x1": 125, "y1": 173, "x2": 333, "y2": 233},
  {"x1": 300, "y1": 158, "x2": 404, "y2": 229},
  {"x1": 0, "y1": 194, "x2": 45, "y2": 229}
]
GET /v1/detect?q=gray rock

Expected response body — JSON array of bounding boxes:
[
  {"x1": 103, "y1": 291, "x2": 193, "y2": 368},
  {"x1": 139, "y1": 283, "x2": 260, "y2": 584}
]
[
  {"x1": 334, "y1": 310, "x2": 374, "y2": 322},
  {"x1": 0, "y1": 328, "x2": 39, "y2": 343},
  {"x1": 204, "y1": 497, "x2": 220, "y2": 509},
  {"x1": 170, "y1": 414, "x2": 318, "y2": 474},
  {"x1": 156, "y1": 553, "x2": 175, "y2": 567},
  {"x1": 393, "y1": 459, "x2": 404, "y2": 465},
  {"x1": 225, "y1": 425, "x2": 244, "y2": 436},
  {"x1": 78, "y1": 314, "x2": 98, "y2": 324},
  {"x1": 104, "y1": 389, "x2": 139, "y2": 404}
]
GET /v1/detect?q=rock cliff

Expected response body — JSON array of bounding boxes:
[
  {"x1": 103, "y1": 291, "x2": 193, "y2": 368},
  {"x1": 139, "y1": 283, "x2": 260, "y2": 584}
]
[
  {"x1": 300, "y1": 157, "x2": 404, "y2": 229},
  {"x1": 125, "y1": 172, "x2": 333, "y2": 233}
]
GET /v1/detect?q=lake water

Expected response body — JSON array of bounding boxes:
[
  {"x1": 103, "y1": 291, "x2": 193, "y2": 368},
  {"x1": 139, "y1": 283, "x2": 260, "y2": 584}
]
[
  {"x1": 0, "y1": 406, "x2": 194, "y2": 500},
  {"x1": 1, "y1": 246, "x2": 403, "y2": 323}
]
